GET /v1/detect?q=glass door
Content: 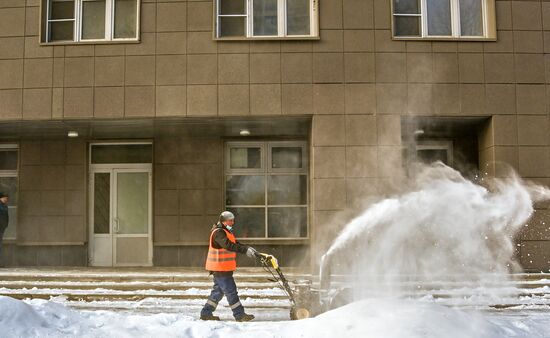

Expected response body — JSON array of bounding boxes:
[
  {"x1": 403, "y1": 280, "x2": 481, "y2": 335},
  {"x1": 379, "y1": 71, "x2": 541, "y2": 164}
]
[
  {"x1": 91, "y1": 171, "x2": 113, "y2": 266},
  {"x1": 113, "y1": 170, "x2": 152, "y2": 266},
  {"x1": 89, "y1": 167, "x2": 152, "y2": 266}
]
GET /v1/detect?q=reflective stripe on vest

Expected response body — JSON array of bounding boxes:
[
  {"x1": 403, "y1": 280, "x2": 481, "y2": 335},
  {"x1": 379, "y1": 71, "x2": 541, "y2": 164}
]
[{"x1": 205, "y1": 228, "x2": 237, "y2": 272}]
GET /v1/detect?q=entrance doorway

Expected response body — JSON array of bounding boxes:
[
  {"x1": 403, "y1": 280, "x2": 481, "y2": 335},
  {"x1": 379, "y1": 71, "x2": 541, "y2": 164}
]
[{"x1": 88, "y1": 143, "x2": 153, "y2": 266}]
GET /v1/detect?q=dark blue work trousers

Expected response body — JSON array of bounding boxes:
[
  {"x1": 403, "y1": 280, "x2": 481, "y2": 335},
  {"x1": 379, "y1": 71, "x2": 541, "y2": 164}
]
[{"x1": 200, "y1": 273, "x2": 245, "y2": 319}]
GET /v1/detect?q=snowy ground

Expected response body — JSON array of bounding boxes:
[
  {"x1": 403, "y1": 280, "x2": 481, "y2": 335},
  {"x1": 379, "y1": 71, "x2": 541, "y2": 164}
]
[
  {"x1": 1, "y1": 296, "x2": 549, "y2": 338},
  {"x1": 0, "y1": 269, "x2": 549, "y2": 337}
]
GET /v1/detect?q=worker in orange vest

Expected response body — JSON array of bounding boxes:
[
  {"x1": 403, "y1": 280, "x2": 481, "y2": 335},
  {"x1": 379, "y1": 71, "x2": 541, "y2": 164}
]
[{"x1": 200, "y1": 211, "x2": 259, "y2": 322}]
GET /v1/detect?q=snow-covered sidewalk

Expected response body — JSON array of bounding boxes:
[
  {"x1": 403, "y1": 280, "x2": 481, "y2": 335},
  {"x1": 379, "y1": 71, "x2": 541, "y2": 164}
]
[{"x1": 1, "y1": 296, "x2": 549, "y2": 338}]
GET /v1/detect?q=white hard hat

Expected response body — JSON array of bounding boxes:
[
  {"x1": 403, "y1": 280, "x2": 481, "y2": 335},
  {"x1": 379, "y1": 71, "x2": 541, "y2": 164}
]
[{"x1": 219, "y1": 211, "x2": 235, "y2": 222}]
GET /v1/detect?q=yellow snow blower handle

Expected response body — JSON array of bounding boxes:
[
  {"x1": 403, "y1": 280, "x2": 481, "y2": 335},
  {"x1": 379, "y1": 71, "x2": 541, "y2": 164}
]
[{"x1": 259, "y1": 253, "x2": 279, "y2": 269}]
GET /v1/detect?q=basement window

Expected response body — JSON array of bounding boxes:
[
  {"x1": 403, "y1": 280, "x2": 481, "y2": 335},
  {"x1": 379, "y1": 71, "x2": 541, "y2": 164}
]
[
  {"x1": 416, "y1": 141, "x2": 454, "y2": 167},
  {"x1": 41, "y1": 0, "x2": 140, "y2": 43},
  {"x1": 392, "y1": 0, "x2": 496, "y2": 40},
  {"x1": 215, "y1": 0, "x2": 319, "y2": 39}
]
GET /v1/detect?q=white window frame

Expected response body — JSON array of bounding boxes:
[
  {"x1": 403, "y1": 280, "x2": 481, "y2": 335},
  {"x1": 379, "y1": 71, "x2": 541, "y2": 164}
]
[
  {"x1": 224, "y1": 141, "x2": 309, "y2": 240},
  {"x1": 391, "y1": 0, "x2": 496, "y2": 40},
  {"x1": 268, "y1": 141, "x2": 308, "y2": 173},
  {"x1": 46, "y1": 0, "x2": 76, "y2": 42},
  {"x1": 44, "y1": 0, "x2": 140, "y2": 43},
  {"x1": 215, "y1": 0, "x2": 319, "y2": 39},
  {"x1": 225, "y1": 142, "x2": 266, "y2": 174},
  {"x1": 0, "y1": 144, "x2": 19, "y2": 241}
]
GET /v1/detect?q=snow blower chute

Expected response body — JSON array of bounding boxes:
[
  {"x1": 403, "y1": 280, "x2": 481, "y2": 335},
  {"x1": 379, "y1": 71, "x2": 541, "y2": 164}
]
[{"x1": 257, "y1": 253, "x2": 312, "y2": 320}]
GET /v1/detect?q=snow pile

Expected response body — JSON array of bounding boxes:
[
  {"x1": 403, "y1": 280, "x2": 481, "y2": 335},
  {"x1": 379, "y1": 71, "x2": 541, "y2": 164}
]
[
  {"x1": 324, "y1": 163, "x2": 550, "y2": 296},
  {"x1": 299, "y1": 298, "x2": 549, "y2": 338},
  {"x1": 1, "y1": 296, "x2": 549, "y2": 338}
]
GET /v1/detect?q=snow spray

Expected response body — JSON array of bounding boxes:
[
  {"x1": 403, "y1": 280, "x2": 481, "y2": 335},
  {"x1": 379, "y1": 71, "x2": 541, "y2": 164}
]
[{"x1": 322, "y1": 162, "x2": 550, "y2": 298}]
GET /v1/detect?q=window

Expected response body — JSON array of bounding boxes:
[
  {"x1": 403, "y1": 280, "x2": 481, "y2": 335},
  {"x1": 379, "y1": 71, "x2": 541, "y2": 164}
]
[
  {"x1": 392, "y1": 0, "x2": 496, "y2": 39},
  {"x1": 215, "y1": 0, "x2": 319, "y2": 39},
  {"x1": 42, "y1": 0, "x2": 139, "y2": 43},
  {"x1": 225, "y1": 141, "x2": 308, "y2": 239},
  {"x1": 416, "y1": 141, "x2": 453, "y2": 166},
  {"x1": 0, "y1": 145, "x2": 18, "y2": 240},
  {"x1": 90, "y1": 143, "x2": 152, "y2": 164}
]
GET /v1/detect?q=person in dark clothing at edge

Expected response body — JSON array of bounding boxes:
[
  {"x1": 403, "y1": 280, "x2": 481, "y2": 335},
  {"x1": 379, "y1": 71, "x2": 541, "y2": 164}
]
[
  {"x1": 0, "y1": 192, "x2": 9, "y2": 267},
  {"x1": 200, "y1": 211, "x2": 259, "y2": 322}
]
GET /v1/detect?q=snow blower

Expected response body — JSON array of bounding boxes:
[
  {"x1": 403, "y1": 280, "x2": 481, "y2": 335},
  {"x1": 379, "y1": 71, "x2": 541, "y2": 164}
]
[{"x1": 257, "y1": 253, "x2": 312, "y2": 320}]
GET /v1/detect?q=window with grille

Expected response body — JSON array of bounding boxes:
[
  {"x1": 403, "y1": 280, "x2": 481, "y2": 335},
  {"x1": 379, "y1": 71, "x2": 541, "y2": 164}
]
[{"x1": 225, "y1": 141, "x2": 308, "y2": 239}]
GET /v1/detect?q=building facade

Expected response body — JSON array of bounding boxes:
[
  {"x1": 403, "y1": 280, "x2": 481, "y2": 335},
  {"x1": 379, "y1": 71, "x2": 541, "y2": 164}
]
[{"x1": 0, "y1": 0, "x2": 548, "y2": 271}]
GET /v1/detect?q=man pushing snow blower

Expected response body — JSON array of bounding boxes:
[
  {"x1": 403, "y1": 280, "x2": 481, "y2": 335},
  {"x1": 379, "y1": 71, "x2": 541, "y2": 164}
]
[{"x1": 200, "y1": 211, "x2": 259, "y2": 322}]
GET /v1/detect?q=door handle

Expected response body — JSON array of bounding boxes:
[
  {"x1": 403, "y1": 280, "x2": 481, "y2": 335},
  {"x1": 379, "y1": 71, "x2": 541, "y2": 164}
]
[{"x1": 113, "y1": 217, "x2": 119, "y2": 233}]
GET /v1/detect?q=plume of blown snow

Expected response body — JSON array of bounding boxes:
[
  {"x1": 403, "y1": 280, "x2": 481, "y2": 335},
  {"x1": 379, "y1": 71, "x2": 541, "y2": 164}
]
[{"x1": 324, "y1": 162, "x2": 550, "y2": 296}]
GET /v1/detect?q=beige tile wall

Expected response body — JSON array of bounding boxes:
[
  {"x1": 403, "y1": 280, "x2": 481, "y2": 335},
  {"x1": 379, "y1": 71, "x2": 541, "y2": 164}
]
[
  {"x1": 18, "y1": 139, "x2": 87, "y2": 243},
  {"x1": 0, "y1": 0, "x2": 549, "y2": 269},
  {"x1": 154, "y1": 137, "x2": 223, "y2": 245}
]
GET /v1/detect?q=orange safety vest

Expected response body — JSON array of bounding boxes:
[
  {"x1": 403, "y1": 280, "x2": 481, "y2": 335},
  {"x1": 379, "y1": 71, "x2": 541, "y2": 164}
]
[{"x1": 205, "y1": 228, "x2": 237, "y2": 272}]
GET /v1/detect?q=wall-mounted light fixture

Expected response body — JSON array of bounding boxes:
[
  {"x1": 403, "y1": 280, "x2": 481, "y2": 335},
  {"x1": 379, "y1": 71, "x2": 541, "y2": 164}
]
[
  {"x1": 239, "y1": 129, "x2": 250, "y2": 136},
  {"x1": 67, "y1": 131, "x2": 79, "y2": 138},
  {"x1": 413, "y1": 129, "x2": 424, "y2": 137}
]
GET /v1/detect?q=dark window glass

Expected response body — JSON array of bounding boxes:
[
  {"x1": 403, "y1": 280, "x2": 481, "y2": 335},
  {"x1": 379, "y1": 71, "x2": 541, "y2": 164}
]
[
  {"x1": 49, "y1": 21, "x2": 74, "y2": 41},
  {"x1": 394, "y1": 16, "x2": 420, "y2": 36},
  {"x1": 220, "y1": 0, "x2": 246, "y2": 15},
  {"x1": 81, "y1": 0, "x2": 106, "y2": 40},
  {"x1": 91, "y1": 144, "x2": 152, "y2": 164},
  {"x1": 94, "y1": 173, "x2": 110, "y2": 234},
  {"x1": 116, "y1": 172, "x2": 148, "y2": 234},
  {"x1": 268, "y1": 175, "x2": 306, "y2": 205},
  {"x1": 253, "y1": 0, "x2": 278, "y2": 36},
  {"x1": 427, "y1": 0, "x2": 452, "y2": 36},
  {"x1": 226, "y1": 175, "x2": 265, "y2": 205},
  {"x1": 417, "y1": 149, "x2": 449, "y2": 165},
  {"x1": 230, "y1": 147, "x2": 261, "y2": 169},
  {"x1": 220, "y1": 17, "x2": 246, "y2": 37},
  {"x1": 0, "y1": 151, "x2": 18, "y2": 170},
  {"x1": 460, "y1": 0, "x2": 483, "y2": 36},
  {"x1": 0, "y1": 177, "x2": 17, "y2": 204},
  {"x1": 272, "y1": 147, "x2": 302, "y2": 169},
  {"x1": 287, "y1": 0, "x2": 310, "y2": 35},
  {"x1": 394, "y1": 0, "x2": 420, "y2": 14},
  {"x1": 228, "y1": 207, "x2": 266, "y2": 238},
  {"x1": 51, "y1": 0, "x2": 75, "y2": 20},
  {"x1": 114, "y1": 0, "x2": 137, "y2": 38},
  {"x1": 268, "y1": 207, "x2": 307, "y2": 238}
]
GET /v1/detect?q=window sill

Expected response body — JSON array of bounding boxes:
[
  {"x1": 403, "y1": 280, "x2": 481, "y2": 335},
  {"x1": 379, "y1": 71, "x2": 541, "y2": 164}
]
[
  {"x1": 40, "y1": 39, "x2": 140, "y2": 46},
  {"x1": 214, "y1": 36, "x2": 320, "y2": 41},
  {"x1": 392, "y1": 36, "x2": 496, "y2": 42}
]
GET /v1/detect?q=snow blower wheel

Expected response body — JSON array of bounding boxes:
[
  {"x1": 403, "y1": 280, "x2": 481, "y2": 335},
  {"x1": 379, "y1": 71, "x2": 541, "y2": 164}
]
[{"x1": 291, "y1": 307, "x2": 311, "y2": 320}]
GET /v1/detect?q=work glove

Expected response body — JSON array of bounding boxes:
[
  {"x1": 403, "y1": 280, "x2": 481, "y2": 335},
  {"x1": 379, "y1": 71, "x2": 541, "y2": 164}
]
[{"x1": 246, "y1": 246, "x2": 258, "y2": 258}]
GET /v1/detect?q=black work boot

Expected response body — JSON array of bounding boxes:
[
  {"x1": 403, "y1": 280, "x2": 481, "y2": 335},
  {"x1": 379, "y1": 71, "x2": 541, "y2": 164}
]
[
  {"x1": 200, "y1": 314, "x2": 221, "y2": 321},
  {"x1": 235, "y1": 313, "x2": 255, "y2": 322}
]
